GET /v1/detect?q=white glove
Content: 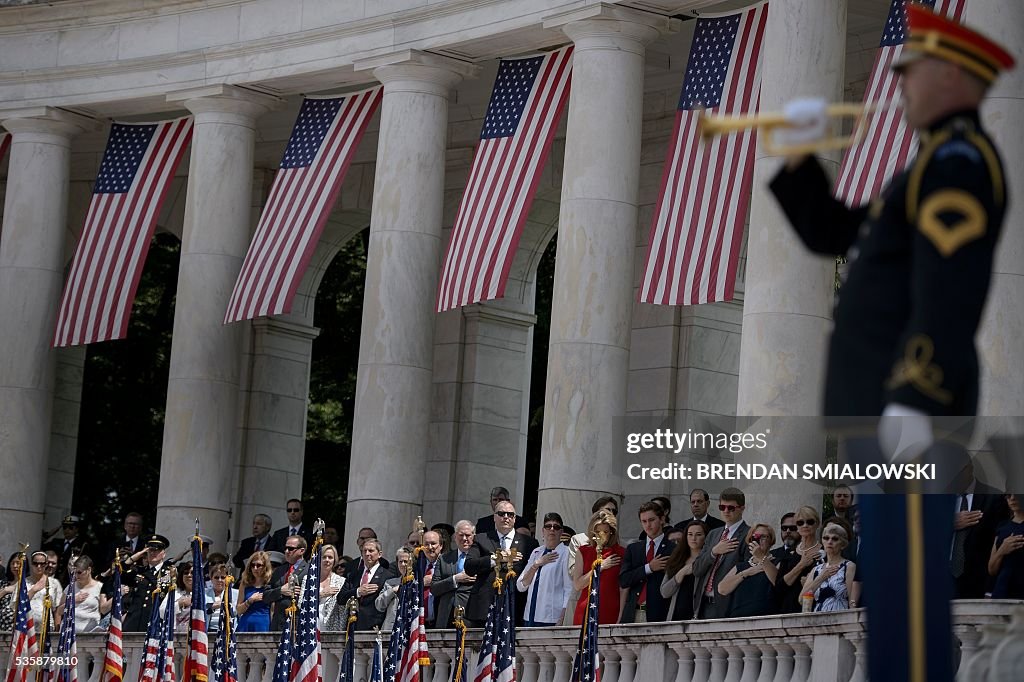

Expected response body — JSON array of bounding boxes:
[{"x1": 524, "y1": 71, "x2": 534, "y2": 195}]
[
  {"x1": 774, "y1": 97, "x2": 829, "y2": 149},
  {"x1": 878, "y1": 403, "x2": 934, "y2": 463}
]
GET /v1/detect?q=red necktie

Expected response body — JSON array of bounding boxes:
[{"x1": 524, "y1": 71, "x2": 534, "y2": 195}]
[
  {"x1": 639, "y1": 539, "x2": 654, "y2": 605},
  {"x1": 705, "y1": 527, "x2": 731, "y2": 596},
  {"x1": 360, "y1": 568, "x2": 370, "y2": 586},
  {"x1": 285, "y1": 565, "x2": 294, "y2": 582}
]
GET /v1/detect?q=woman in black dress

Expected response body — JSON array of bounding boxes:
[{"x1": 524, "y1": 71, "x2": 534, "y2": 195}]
[{"x1": 660, "y1": 520, "x2": 707, "y2": 620}]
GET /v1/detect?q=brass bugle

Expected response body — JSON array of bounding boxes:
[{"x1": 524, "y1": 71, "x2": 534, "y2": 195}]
[{"x1": 698, "y1": 102, "x2": 886, "y2": 155}]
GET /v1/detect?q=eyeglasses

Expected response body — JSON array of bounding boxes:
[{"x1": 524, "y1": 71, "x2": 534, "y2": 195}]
[
  {"x1": 781, "y1": 525, "x2": 798, "y2": 532},
  {"x1": 250, "y1": 562, "x2": 265, "y2": 568},
  {"x1": 287, "y1": 508, "x2": 302, "y2": 512},
  {"x1": 822, "y1": 535, "x2": 840, "y2": 542},
  {"x1": 212, "y1": 575, "x2": 226, "y2": 580},
  {"x1": 795, "y1": 519, "x2": 816, "y2": 527},
  {"x1": 32, "y1": 562, "x2": 47, "y2": 567},
  {"x1": 284, "y1": 546, "x2": 303, "y2": 552},
  {"x1": 543, "y1": 524, "x2": 562, "y2": 530},
  {"x1": 718, "y1": 504, "x2": 740, "y2": 512},
  {"x1": 495, "y1": 511, "x2": 516, "y2": 518}
]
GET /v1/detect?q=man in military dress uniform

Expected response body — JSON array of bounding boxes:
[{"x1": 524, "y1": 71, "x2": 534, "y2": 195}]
[
  {"x1": 121, "y1": 534, "x2": 174, "y2": 632},
  {"x1": 768, "y1": 5, "x2": 1014, "y2": 681}
]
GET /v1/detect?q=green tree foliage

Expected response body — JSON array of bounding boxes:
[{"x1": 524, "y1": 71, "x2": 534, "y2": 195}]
[{"x1": 73, "y1": 232, "x2": 179, "y2": 540}]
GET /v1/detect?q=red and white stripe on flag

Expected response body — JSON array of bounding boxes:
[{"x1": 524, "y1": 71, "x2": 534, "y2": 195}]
[
  {"x1": 834, "y1": 0, "x2": 965, "y2": 205},
  {"x1": 639, "y1": 3, "x2": 768, "y2": 306},
  {"x1": 224, "y1": 87, "x2": 381, "y2": 323},
  {"x1": 436, "y1": 46, "x2": 572, "y2": 312},
  {"x1": 53, "y1": 118, "x2": 192, "y2": 347}
]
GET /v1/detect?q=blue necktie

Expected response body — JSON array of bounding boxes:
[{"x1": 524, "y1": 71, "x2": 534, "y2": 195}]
[
  {"x1": 527, "y1": 548, "x2": 553, "y2": 624},
  {"x1": 457, "y1": 552, "x2": 465, "y2": 573}
]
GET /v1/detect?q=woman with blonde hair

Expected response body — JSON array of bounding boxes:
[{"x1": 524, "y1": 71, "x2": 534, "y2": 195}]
[
  {"x1": 318, "y1": 544, "x2": 346, "y2": 630},
  {"x1": 717, "y1": 524, "x2": 780, "y2": 617},
  {"x1": 571, "y1": 510, "x2": 626, "y2": 625},
  {"x1": 778, "y1": 505, "x2": 821, "y2": 613},
  {"x1": 236, "y1": 551, "x2": 272, "y2": 631},
  {"x1": 803, "y1": 523, "x2": 858, "y2": 611}
]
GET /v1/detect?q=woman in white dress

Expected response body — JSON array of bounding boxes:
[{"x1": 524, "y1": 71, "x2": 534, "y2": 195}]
[
  {"x1": 59, "y1": 556, "x2": 104, "y2": 632},
  {"x1": 317, "y1": 545, "x2": 346, "y2": 630},
  {"x1": 205, "y1": 564, "x2": 238, "y2": 633}
]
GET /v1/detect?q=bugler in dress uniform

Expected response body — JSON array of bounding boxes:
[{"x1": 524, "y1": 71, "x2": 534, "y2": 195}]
[{"x1": 768, "y1": 4, "x2": 1014, "y2": 682}]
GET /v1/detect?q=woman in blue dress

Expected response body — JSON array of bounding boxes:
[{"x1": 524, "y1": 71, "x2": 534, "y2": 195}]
[{"x1": 236, "y1": 551, "x2": 272, "y2": 631}]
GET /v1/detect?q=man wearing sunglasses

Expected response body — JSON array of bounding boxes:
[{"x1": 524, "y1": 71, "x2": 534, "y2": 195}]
[
  {"x1": 517, "y1": 513, "x2": 572, "y2": 627},
  {"x1": 691, "y1": 487, "x2": 750, "y2": 619},
  {"x1": 264, "y1": 535, "x2": 308, "y2": 632},
  {"x1": 464, "y1": 500, "x2": 538, "y2": 627},
  {"x1": 270, "y1": 499, "x2": 314, "y2": 551}
]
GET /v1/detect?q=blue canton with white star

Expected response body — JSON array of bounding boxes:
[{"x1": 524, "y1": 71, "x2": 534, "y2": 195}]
[
  {"x1": 480, "y1": 56, "x2": 544, "y2": 139},
  {"x1": 271, "y1": 613, "x2": 293, "y2": 682},
  {"x1": 881, "y1": 0, "x2": 937, "y2": 47},
  {"x1": 678, "y1": 14, "x2": 742, "y2": 110},
  {"x1": 94, "y1": 123, "x2": 157, "y2": 194},
  {"x1": 280, "y1": 98, "x2": 344, "y2": 169}
]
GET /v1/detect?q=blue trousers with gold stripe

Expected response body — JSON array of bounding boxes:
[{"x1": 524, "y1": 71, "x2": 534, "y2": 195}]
[{"x1": 858, "y1": 492, "x2": 956, "y2": 682}]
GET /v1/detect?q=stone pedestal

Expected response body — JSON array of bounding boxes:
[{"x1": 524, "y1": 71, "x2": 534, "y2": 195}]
[
  {"x1": 536, "y1": 5, "x2": 674, "y2": 530},
  {"x1": 346, "y1": 51, "x2": 478, "y2": 553},
  {"x1": 971, "y1": 3, "x2": 1024, "y2": 423},
  {"x1": 0, "y1": 108, "x2": 94, "y2": 554},
  {"x1": 156, "y1": 85, "x2": 278, "y2": 551},
  {"x1": 735, "y1": 0, "x2": 847, "y2": 525}
]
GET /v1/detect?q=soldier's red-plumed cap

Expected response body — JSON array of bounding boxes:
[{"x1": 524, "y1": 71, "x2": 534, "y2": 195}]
[{"x1": 893, "y1": 3, "x2": 1015, "y2": 84}]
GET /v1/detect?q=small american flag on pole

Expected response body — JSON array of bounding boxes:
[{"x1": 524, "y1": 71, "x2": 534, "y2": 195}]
[
  {"x1": 639, "y1": 2, "x2": 769, "y2": 306},
  {"x1": 55, "y1": 566, "x2": 78, "y2": 682},
  {"x1": 211, "y1": 578, "x2": 237, "y2": 682},
  {"x1": 184, "y1": 530, "x2": 210, "y2": 682},
  {"x1": 833, "y1": 0, "x2": 964, "y2": 205},
  {"x1": 225, "y1": 87, "x2": 381, "y2": 323},
  {"x1": 570, "y1": 556, "x2": 601, "y2": 682},
  {"x1": 289, "y1": 539, "x2": 322, "y2": 682},
  {"x1": 4, "y1": 560, "x2": 38, "y2": 682},
  {"x1": 100, "y1": 562, "x2": 124, "y2": 682},
  {"x1": 53, "y1": 118, "x2": 192, "y2": 347},
  {"x1": 436, "y1": 47, "x2": 572, "y2": 312}
]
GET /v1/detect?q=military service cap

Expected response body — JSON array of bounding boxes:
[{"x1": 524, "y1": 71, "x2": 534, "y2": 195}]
[
  {"x1": 145, "y1": 534, "x2": 170, "y2": 550},
  {"x1": 893, "y1": 4, "x2": 1015, "y2": 84}
]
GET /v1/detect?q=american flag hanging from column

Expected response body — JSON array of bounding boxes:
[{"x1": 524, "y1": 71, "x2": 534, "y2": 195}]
[
  {"x1": 833, "y1": 0, "x2": 965, "y2": 205},
  {"x1": 53, "y1": 118, "x2": 192, "y2": 348},
  {"x1": 4, "y1": 560, "x2": 39, "y2": 682},
  {"x1": 639, "y1": 2, "x2": 769, "y2": 306},
  {"x1": 436, "y1": 46, "x2": 573, "y2": 312},
  {"x1": 224, "y1": 87, "x2": 381, "y2": 324},
  {"x1": 100, "y1": 562, "x2": 124, "y2": 682}
]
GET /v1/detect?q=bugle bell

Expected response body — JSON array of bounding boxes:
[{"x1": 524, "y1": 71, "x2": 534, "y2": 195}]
[{"x1": 698, "y1": 102, "x2": 886, "y2": 155}]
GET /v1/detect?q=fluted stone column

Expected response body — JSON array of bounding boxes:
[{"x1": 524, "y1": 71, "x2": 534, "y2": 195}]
[
  {"x1": 0, "y1": 108, "x2": 95, "y2": 554},
  {"x1": 156, "y1": 85, "x2": 278, "y2": 550},
  {"x1": 971, "y1": 3, "x2": 1024, "y2": 422},
  {"x1": 536, "y1": 4, "x2": 674, "y2": 530},
  {"x1": 735, "y1": 0, "x2": 847, "y2": 524},
  {"x1": 346, "y1": 51, "x2": 478, "y2": 553}
]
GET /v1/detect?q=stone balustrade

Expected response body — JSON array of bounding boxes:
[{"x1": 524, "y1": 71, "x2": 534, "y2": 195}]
[{"x1": 3, "y1": 601, "x2": 1020, "y2": 682}]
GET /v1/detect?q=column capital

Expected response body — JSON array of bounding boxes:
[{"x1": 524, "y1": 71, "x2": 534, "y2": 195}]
[
  {"x1": 0, "y1": 106, "x2": 100, "y2": 139},
  {"x1": 166, "y1": 84, "x2": 281, "y2": 122},
  {"x1": 462, "y1": 303, "x2": 537, "y2": 330},
  {"x1": 355, "y1": 49, "x2": 480, "y2": 95},
  {"x1": 543, "y1": 3, "x2": 678, "y2": 50},
  {"x1": 251, "y1": 317, "x2": 321, "y2": 342}
]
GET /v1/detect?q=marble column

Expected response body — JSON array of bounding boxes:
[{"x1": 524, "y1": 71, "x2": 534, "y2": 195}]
[
  {"x1": 234, "y1": 317, "x2": 318, "y2": 551},
  {"x1": 536, "y1": 5, "x2": 674, "y2": 528},
  {"x1": 0, "y1": 108, "x2": 95, "y2": 554},
  {"x1": 156, "y1": 85, "x2": 278, "y2": 550},
  {"x1": 46, "y1": 346, "x2": 87, "y2": 528},
  {"x1": 346, "y1": 51, "x2": 478, "y2": 553},
  {"x1": 734, "y1": 0, "x2": 847, "y2": 524},
  {"x1": 971, "y1": 3, "x2": 1024, "y2": 426}
]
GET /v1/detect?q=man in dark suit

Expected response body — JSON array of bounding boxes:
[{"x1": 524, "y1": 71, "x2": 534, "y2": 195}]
[
  {"x1": 465, "y1": 501, "x2": 538, "y2": 626},
  {"x1": 691, "y1": 487, "x2": 750, "y2": 619},
  {"x1": 620, "y1": 502, "x2": 675, "y2": 623},
  {"x1": 339, "y1": 539, "x2": 396, "y2": 630},
  {"x1": 270, "y1": 499, "x2": 315, "y2": 553},
  {"x1": 680, "y1": 489, "x2": 725, "y2": 531},
  {"x1": 952, "y1": 474, "x2": 1009, "y2": 598},
  {"x1": 263, "y1": 535, "x2": 308, "y2": 632},
  {"x1": 100, "y1": 511, "x2": 146, "y2": 573},
  {"x1": 474, "y1": 487, "x2": 530, "y2": 536},
  {"x1": 432, "y1": 519, "x2": 478, "y2": 628},
  {"x1": 42, "y1": 515, "x2": 88, "y2": 584},
  {"x1": 233, "y1": 513, "x2": 277, "y2": 569}
]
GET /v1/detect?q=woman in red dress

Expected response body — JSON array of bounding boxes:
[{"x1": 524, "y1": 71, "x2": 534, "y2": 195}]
[{"x1": 572, "y1": 510, "x2": 626, "y2": 625}]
